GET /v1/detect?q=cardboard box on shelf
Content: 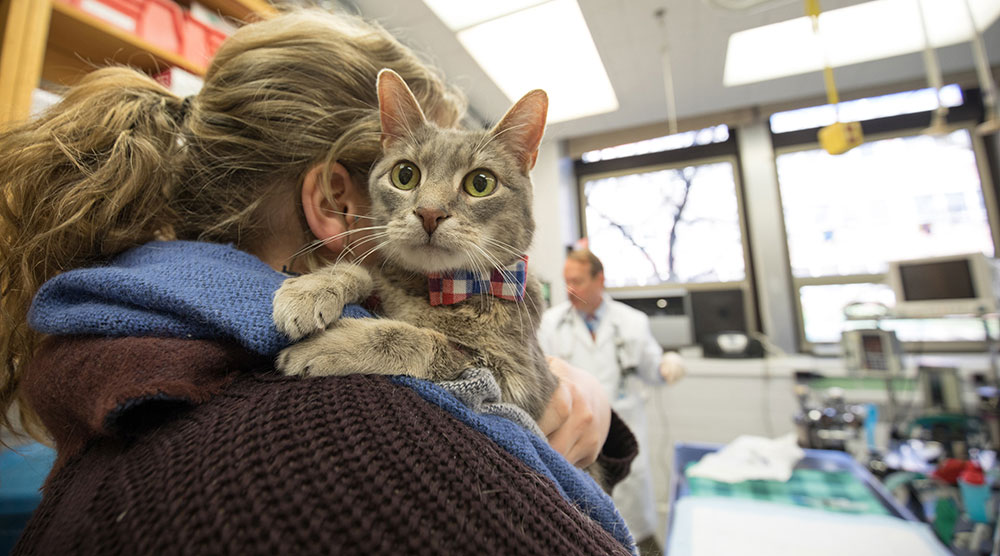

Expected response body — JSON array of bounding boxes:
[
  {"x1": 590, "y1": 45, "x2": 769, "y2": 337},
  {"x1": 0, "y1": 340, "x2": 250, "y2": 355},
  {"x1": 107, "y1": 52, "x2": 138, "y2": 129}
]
[
  {"x1": 60, "y1": 0, "x2": 142, "y2": 32},
  {"x1": 189, "y1": 1, "x2": 238, "y2": 35},
  {"x1": 59, "y1": 0, "x2": 185, "y2": 56},
  {"x1": 136, "y1": 0, "x2": 184, "y2": 54},
  {"x1": 180, "y1": 11, "x2": 228, "y2": 68}
]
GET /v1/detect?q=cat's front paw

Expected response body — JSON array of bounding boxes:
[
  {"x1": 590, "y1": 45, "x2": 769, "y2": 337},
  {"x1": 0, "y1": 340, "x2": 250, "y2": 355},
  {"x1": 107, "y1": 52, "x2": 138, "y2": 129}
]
[
  {"x1": 274, "y1": 326, "x2": 358, "y2": 377},
  {"x1": 275, "y1": 339, "x2": 335, "y2": 377},
  {"x1": 272, "y1": 263, "x2": 373, "y2": 340}
]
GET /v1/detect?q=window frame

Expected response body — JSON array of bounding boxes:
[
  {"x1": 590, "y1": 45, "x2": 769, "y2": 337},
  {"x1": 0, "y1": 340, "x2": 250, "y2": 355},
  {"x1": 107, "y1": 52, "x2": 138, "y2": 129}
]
[
  {"x1": 574, "y1": 137, "x2": 760, "y2": 336},
  {"x1": 773, "y1": 111, "x2": 1000, "y2": 353}
]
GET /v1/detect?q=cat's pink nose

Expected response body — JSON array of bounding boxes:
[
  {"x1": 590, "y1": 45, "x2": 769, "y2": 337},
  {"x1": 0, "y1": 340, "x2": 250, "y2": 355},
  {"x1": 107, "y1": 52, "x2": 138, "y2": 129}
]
[{"x1": 415, "y1": 207, "x2": 449, "y2": 235}]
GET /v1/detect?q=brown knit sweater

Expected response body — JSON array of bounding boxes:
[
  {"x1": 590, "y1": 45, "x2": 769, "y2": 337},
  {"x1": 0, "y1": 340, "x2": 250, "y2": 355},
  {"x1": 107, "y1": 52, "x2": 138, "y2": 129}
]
[{"x1": 14, "y1": 336, "x2": 637, "y2": 555}]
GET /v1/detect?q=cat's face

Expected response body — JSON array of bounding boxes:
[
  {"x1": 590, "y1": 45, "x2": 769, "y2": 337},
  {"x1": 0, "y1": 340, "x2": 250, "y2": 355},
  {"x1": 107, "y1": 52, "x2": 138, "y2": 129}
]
[{"x1": 367, "y1": 70, "x2": 547, "y2": 275}]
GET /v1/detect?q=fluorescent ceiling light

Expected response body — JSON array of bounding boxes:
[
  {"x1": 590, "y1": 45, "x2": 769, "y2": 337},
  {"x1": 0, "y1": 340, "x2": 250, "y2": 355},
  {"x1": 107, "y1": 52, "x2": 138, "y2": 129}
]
[
  {"x1": 424, "y1": 0, "x2": 618, "y2": 124},
  {"x1": 422, "y1": 0, "x2": 546, "y2": 31},
  {"x1": 724, "y1": 0, "x2": 1000, "y2": 87}
]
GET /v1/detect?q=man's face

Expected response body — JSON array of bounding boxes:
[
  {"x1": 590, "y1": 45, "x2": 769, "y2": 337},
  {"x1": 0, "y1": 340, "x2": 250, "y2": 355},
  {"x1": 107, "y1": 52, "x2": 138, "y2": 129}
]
[{"x1": 564, "y1": 259, "x2": 604, "y2": 314}]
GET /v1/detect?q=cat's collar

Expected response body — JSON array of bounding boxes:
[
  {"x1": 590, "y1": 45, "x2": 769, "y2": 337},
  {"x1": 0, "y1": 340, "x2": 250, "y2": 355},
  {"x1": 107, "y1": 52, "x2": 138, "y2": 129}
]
[{"x1": 427, "y1": 255, "x2": 528, "y2": 306}]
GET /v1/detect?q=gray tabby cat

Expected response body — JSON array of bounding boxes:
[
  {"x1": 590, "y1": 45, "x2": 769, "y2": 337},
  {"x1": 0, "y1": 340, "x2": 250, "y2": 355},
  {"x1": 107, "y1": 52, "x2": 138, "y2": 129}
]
[{"x1": 272, "y1": 69, "x2": 558, "y2": 420}]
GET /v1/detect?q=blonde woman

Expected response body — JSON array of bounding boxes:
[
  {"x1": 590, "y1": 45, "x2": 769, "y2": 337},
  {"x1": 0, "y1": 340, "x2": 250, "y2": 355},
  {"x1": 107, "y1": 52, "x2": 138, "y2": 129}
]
[{"x1": 0, "y1": 9, "x2": 638, "y2": 555}]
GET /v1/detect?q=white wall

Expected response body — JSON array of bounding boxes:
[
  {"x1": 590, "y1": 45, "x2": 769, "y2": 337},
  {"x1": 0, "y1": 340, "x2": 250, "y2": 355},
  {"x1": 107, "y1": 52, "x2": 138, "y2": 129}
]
[{"x1": 527, "y1": 139, "x2": 579, "y2": 309}]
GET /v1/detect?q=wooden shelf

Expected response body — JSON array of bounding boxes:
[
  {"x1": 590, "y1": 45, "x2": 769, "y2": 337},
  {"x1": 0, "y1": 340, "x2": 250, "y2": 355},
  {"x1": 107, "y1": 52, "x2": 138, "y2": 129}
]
[
  {"x1": 1, "y1": 0, "x2": 275, "y2": 126},
  {"x1": 46, "y1": 0, "x2": 205, "y2": 85},
  {"x1": 194, "y1": 0, "x2": 276, "y2": 23}
]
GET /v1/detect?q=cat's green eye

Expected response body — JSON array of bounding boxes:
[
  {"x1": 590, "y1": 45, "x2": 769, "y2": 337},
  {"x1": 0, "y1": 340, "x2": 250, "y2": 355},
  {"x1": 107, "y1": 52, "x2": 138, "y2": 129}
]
[
  {"x1": 462, "y1": 170, "x2": 497, "y2": 197},
  {"x1": 391, "y1": 161, "x2": 421, "y2": 190}
]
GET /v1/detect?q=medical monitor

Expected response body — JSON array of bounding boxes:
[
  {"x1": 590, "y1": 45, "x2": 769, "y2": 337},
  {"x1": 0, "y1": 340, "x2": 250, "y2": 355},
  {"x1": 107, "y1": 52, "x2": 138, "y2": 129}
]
[
  {"x1": 612, "y1": 289, "x2": 693, "y2": 349},
  {"x1": 887, "y1": 253, "x2": 999, "y2": 317},
  {"x1": 842, "y1": 329, "x2": 903, "y2": 376},
  {"x1": 689, "y1": 288, "x2": 748, "y2": 344}
]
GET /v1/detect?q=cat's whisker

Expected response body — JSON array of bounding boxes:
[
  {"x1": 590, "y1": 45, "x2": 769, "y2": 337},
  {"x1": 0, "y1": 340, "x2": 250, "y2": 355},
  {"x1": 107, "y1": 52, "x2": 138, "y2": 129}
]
[
  {"x1": 566, "y1": 290, "x2": 586, "y2": 303},
  {"x1": 469, "y1": 243, "x2": 530, "y2": 337},
  {"x1": 473, "y1": 251, "x2": 502, "y2": 319},
  {"x1": 383, "y1": 110, "x2": 419, "y2": 139},
  {"x1": 351, "y1": 240, "x2": 391, "y2": 268},
  {"x1": 484, "y1": 244, "x2": 541, "y2": 332},
  {"x1": 321, "y1": 208, "x2": 379, "y2": 221},
  {"x1": 479, "y1": 236, "x2": 519, "y2": 254},
  {"x1": 472, "y1": 236, "x2": 541, "y2": 315},
  {"x1": 474, "y1": 122, "x2": 531, "y2": 156},
  {"x1": 337, "y1": 232, "x2": 391, "y2": 265},
  {"x1": 474, "y1": 253, "x2": 498, "y2": 316},
  {"x1": 465, "y1": 246, "x2": 494, "y2": 314},
  {"x1": 464, "y1": 249, "x2": 489, "y2": 314},
  {"x1": 480, "y1": 237, "x2": 527, "y2": 263},
  {"x1": 354, "y1": 246, "x2": 387, "y2": 268},
  {"x1": 288, "y1": 225, "x2": 390, "y2": 263},
  {"x1": 331, "y1": 230, "x2": 386, "y2": 264}
]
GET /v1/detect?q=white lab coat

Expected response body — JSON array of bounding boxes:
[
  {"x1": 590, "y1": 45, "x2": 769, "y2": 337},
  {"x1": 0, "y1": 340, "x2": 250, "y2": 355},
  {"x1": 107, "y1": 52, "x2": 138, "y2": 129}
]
[{"x1": 538, "y1": 294, "x2": 663, "y2": 540}]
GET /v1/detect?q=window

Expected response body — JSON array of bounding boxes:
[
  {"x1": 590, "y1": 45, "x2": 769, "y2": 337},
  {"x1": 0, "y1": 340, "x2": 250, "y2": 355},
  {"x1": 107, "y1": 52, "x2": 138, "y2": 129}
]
[
  {"x1": 800, "y1": 283, "x2": 996, "y2": 344},
  {"x1": 778, "y1": 129, "x2": 993, "y2": 279},
  {"x1": 581, "y1": 160, "x2": 745, "y2": 288},
  {"x1": 775, "y1": 126, "x2": 997, "y2": 348}
]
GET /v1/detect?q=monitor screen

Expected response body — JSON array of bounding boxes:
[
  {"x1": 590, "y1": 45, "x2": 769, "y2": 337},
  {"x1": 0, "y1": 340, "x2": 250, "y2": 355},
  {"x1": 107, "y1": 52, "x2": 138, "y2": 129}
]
[
  {"x1": 689, "y1": 289, "x2": 747, "y2": 345},
  {"x1": 899, "y1": 259, "x2": 975, "y2": 302},
  {"x1": 861, "y1": 333, "x2": 886, "y2": 370}
]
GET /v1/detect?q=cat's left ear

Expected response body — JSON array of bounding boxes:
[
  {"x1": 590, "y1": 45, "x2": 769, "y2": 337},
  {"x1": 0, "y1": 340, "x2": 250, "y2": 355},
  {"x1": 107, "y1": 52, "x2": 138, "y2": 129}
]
[{"x1": 491, "y1": 89, "x2": 548, "y2": 172}]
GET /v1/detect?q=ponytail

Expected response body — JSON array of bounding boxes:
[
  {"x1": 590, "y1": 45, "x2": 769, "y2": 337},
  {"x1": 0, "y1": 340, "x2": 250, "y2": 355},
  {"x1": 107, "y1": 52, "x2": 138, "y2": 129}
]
[{"x1": 0, "y1": 67, "x2": 184, "y2": 439}]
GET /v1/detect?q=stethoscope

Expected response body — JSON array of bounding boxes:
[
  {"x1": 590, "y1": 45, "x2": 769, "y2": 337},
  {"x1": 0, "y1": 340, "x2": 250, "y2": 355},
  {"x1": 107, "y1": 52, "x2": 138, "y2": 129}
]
[{"x1": 556, "y1": 306, "x2": 637, "y2": 398}]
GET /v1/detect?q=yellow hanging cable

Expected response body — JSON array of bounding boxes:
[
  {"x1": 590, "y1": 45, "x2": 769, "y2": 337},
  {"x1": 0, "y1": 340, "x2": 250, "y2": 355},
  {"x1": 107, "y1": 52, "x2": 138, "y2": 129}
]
[
  {"x1": 807, "y1": 0, "x2": 862, "y2": 154},
  {"x1": 805, "y1": 0, "x2": 839, "y2": 106}
]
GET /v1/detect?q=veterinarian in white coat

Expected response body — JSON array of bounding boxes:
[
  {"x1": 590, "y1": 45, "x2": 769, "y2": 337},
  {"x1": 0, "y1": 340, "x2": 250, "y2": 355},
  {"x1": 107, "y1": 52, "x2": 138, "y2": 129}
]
[{"x1": 538, "y1": 249, "x2": 684, "y2": 554}]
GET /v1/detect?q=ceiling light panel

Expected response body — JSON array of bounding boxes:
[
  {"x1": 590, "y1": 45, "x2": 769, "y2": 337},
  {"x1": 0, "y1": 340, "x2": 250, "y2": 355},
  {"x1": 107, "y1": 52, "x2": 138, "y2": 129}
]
[
  {"x1": 426, "y1": 0, "x2": 619, "y2": 123},
  {"x1": 422, "y1": 0, "x2": 547, "y2": 30}
]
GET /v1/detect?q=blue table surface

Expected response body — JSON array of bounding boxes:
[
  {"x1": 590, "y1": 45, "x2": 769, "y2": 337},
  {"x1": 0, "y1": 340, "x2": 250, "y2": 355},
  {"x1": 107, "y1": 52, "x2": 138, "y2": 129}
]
[
  {"x1": 669, "y1": 441, "x2": 918, "y2": 521},
  {"x1": 665, "y1": 442, "x2": 953, "y2": 556}
]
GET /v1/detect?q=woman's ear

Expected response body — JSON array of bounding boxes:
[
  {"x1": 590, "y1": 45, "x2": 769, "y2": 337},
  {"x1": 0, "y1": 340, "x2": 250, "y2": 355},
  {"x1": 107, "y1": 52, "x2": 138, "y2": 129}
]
[{"x1": 301, "y1": 162, "x2": 365, "y2": 256}]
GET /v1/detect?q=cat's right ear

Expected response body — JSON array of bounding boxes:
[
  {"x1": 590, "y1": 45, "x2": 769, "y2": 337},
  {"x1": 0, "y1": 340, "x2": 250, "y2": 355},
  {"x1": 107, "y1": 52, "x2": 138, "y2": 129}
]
[{"x1": 377, "y1": 69, "x2": 427, "y2": 149}]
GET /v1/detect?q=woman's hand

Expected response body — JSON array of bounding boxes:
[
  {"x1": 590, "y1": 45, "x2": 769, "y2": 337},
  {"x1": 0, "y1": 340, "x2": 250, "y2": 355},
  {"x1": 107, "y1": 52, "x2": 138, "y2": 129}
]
[{"x1": 537, "y1": 356, "x2": 611, "y2": 467}]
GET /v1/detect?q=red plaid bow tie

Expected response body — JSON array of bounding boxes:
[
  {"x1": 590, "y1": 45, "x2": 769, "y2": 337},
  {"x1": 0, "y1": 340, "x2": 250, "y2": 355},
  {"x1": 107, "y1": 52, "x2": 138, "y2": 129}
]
[{"x1": 427, "y1": 256, "x2": 528, "y2": 306}]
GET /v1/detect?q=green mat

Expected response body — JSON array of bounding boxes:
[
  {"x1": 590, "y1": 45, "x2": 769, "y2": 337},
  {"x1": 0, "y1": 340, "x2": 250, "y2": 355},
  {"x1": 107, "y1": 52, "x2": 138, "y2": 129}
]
[
  {"x1": 808, "y1": 377, "x2": 916, "y2": 391},
  {"x1": 685, "y1": 464, "x2": 890, "y2": 516}
]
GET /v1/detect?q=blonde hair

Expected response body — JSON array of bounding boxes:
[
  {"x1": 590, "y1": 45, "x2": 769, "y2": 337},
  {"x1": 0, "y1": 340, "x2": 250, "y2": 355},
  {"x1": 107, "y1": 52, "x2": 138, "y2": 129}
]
[{"x1": 0, "y1": 9, "x2": 464, "y2": 439}]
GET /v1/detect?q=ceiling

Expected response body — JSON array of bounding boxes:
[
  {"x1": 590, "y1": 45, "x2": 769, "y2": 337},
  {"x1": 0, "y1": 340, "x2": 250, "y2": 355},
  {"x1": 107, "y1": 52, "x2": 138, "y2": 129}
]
[{"x1": 347, "y1": 0, "x2": 1000, "y2": 143}]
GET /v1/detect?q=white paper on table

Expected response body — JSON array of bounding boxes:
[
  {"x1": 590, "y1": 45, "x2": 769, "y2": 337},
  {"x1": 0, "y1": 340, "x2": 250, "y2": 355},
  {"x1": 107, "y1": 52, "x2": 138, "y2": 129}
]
[{"x1": 667, "y1": 497, "x2": 951, "y2": 556}]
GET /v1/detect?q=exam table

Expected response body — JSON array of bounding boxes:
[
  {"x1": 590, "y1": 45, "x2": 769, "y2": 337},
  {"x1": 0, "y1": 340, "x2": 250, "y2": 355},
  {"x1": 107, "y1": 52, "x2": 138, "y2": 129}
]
[{"x1": 666, "y1": 442, "x2": 951, "y2": 556}]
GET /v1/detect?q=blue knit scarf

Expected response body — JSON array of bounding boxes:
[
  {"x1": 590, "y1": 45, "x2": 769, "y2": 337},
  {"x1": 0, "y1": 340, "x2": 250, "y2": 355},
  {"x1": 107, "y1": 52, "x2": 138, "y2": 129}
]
[{"x1": 28, "y1": 240, "x2": 635, "y2": 553}]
